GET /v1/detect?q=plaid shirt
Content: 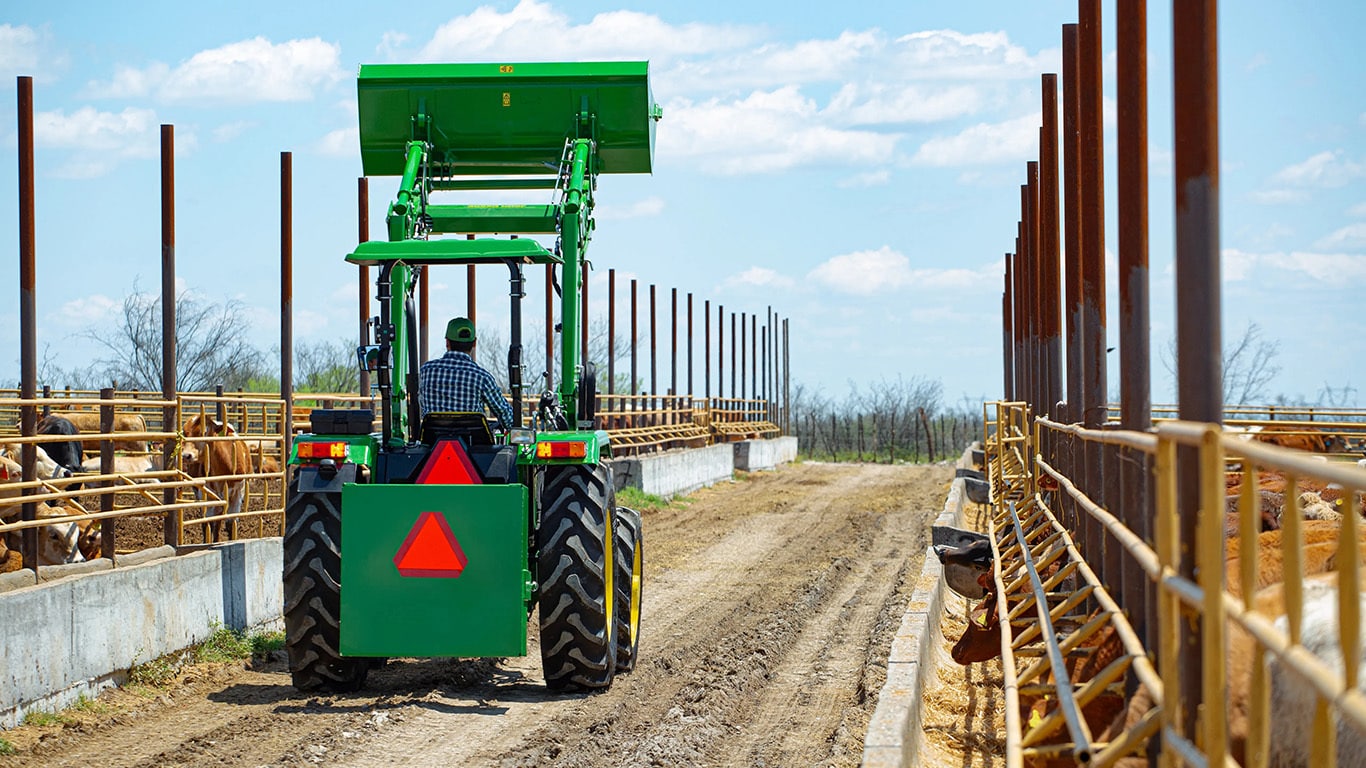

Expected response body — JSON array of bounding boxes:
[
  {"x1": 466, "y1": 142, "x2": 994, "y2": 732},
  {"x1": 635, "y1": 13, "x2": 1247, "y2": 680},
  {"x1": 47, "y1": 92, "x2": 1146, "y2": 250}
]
[{"x1": 418, "y1": 350, "x2": 515, "y2": 426}]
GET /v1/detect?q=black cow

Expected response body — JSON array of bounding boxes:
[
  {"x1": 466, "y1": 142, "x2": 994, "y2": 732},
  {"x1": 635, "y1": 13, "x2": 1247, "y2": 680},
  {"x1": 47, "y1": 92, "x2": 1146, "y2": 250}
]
[{"x1": 36, "y1": 415, "x2": 83, "y2": 473}]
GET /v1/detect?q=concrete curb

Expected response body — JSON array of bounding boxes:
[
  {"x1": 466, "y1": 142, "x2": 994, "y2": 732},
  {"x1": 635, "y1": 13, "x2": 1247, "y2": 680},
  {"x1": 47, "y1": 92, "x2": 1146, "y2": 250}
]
[
  {"x1": 862, "y1": 450, "x2": 971, "y2": 767},
  {"x1": 0, "y1": 538, "x2": 283, "y2": 728}
]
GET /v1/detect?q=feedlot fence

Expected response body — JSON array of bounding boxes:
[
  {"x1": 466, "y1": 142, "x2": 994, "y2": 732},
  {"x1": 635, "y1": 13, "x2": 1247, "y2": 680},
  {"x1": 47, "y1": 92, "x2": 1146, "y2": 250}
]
[
  {"x1": 979, "y1": 400, "x2": 1366, "y2": 767},
  {"x1": 1, "y1": 385, "x2": 786, "y2": 572},
  {"x1": 0, "y1": 389, "x2": 288, "y2": 571}
]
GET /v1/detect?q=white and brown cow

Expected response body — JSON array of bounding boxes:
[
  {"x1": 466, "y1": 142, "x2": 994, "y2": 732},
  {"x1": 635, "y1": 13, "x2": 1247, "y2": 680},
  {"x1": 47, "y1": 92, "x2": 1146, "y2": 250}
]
[{"x1": 181, "y1": 414, "x2": 251, "y2": 542}]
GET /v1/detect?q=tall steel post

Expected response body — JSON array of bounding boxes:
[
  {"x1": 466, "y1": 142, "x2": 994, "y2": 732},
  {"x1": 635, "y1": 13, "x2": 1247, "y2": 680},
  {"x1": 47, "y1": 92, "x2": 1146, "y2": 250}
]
[
  {"x1": 630, "y1": 280, "x2": 638, "y2": 394},
  {"x1": 1118, "y1": 0, "x2": 1154, "y2": 661},
  {"x1": 280, "y1": 152, "x2": 294, "y2": 457},
  {"x1": 1174, "y1": 0, "x2": 1222, "y2": 749},
  {"x1": 17, "y1": 77, "x2": 38, "y2": 568},
  {"x1": 1063, "y1": 24, "x2": 1084, "y2": 423},
  {"x1": 160, "y1": 125, "x2": 179, "y2": 546},
  {"x1": 1079, "y1": 0, "x2": 1108, "y2": 428},
  {"x1": 1040, "y1": 76, "x2": 1063, "y2": 417},
  {"x1": 608, "y1": 269, "x2": 616, "y2": 396}
]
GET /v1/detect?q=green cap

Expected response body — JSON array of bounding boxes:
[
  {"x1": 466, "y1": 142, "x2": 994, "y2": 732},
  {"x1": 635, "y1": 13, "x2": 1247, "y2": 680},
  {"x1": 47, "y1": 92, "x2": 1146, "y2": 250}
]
[{"x1": 445, "y1": 317, "x2": 476, "y2": 343}]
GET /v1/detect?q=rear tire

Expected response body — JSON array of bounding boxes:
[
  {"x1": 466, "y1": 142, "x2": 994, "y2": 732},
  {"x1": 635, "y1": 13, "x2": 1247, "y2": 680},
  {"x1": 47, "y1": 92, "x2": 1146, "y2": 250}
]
[
  {"x1": 537, "y1": 464, "x2": 616, "y2": 690},
  {"x1": 282, "y1": 479, "x2": 368, "y2": 692},
  {"x1": 613, "y1": 506, "x2": 643, "y2": 673}
]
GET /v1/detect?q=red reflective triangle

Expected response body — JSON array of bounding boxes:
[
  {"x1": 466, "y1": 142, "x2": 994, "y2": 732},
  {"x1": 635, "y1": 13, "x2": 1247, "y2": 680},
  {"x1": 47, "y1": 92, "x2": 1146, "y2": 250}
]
[
  {"x1": 416, "y1": 439, "x2": 483, "y2": 485},
  {"x1": 393, "y1": 511, "x2": 468, "y2": 578}
]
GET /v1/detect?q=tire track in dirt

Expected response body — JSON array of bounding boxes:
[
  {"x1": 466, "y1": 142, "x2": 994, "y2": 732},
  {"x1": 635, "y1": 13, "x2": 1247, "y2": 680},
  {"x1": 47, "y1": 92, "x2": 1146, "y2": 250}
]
[{"x1": 3, "y1": 462, "x2": 952, "y2": 768}]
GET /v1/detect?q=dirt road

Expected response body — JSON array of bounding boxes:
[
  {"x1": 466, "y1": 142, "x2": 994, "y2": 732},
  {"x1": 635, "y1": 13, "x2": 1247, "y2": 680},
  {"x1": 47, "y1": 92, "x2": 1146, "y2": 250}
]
[{"x1": 6, "y1": 461, "x2": 952, "y2": 768}]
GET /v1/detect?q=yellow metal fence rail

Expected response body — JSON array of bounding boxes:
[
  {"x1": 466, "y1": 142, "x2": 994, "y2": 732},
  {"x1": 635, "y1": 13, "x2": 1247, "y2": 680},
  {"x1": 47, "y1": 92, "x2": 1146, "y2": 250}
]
[{"x1": 979, "y1": 400, "x2": 1366, "y2": 767}]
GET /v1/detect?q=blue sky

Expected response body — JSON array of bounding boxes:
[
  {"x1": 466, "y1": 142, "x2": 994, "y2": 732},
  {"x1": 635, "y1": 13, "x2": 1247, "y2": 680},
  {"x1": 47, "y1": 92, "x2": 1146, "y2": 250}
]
[{"x1": 2, "y1": 1, "x2": 1364, "y2": 406}]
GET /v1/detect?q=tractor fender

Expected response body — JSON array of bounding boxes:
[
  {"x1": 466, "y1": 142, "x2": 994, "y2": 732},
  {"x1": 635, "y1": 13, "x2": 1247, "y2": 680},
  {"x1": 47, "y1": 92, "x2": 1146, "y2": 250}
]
[{"x1": 294, "y1": 462, "x2": 359, "y2": 495}]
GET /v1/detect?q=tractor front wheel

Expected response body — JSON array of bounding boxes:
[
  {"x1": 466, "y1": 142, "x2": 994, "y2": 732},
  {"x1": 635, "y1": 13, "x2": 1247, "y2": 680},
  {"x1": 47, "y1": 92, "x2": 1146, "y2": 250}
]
[
  {"x1": 282, "y1": 481, "x2": 368, "y2": 692},
  {"x1": 613, "y1": 506, "x2": 644, "y2": 673},
  {"x1": 537, "y1": 464, "x2": 616, "y2": 690}
]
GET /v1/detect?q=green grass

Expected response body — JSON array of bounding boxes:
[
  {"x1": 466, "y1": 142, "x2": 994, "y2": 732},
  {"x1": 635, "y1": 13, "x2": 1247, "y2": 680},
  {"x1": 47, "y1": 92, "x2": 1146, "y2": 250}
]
[
  {"x1": 616, "y1": 485, "x2": 687, "y2": 512},
  {"x1": 0, "y1": 736, "x2": 15, "y2": 755},
  {"x1": 128, "y1": 625, "x2": 286, "y2": 690},
  {"x1": 69, "y1": 694, "x2": 108, "y2": 715},
  {"x1": 21, "y1": 710, "x2": 64, "y2": 727}
]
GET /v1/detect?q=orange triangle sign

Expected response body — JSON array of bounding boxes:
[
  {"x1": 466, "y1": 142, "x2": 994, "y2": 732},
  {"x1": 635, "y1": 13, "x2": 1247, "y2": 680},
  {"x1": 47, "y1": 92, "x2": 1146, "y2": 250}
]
[
  {"x1": 393, "y1": 511, "x2": 468, "y2": 578},
  {"x1": 416, "y1": 439, "x2": 483, "y2": 485}
]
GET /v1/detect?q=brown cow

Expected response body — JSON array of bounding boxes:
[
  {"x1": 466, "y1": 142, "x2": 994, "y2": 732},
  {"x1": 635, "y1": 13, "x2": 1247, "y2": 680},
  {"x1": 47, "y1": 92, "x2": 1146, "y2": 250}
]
[
  {"x1": 46, "y1": 410, "x2": 150, "y2": 453},
  {"x1": 181, "y1": 414, "x2": 251, "y2": 542}
]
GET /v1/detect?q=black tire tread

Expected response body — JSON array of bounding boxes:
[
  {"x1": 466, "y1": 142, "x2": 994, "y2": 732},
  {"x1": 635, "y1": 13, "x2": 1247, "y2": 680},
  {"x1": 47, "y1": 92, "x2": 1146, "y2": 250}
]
[
  {"x1": 282, "y1": 480, "x2": 368, "y2": 692},
  {"x1": 613, "y1": 506, "x2": 643, "y2": 673},
  {"x1": 537, "y1": 464, "x2": 615, "y2": 690}
]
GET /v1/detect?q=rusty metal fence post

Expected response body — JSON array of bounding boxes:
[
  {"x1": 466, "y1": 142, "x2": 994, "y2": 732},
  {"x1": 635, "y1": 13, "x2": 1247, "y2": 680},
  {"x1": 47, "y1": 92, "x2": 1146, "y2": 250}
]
[
  {"x1": 1174, "y1": 0, "x2": 1223, "y2": 744},
  {"x1": 161, "y1": 124, "x2": 178, "y2": 547}
]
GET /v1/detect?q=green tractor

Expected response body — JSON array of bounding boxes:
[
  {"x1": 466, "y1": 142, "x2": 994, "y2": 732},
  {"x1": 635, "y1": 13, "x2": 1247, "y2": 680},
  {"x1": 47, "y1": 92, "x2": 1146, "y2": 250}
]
[{"x1": 282, "y1": 62, "x2": 660, "y2": 692}]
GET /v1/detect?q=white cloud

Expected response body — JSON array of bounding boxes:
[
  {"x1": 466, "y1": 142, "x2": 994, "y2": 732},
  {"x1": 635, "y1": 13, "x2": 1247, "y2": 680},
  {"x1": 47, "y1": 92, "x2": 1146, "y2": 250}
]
[
  {"x1": 892, "y1": 29, "x2": 1055, "y2": 80},
  {"x1": 85, "y1": 37, "x2": 344, "y2": 104},
  {"x1": 1349, "y1": 202, "x2": 1366, "y2": 218},
  {"x1": 33, "y1": 106, "x2": 183, "y2": 178},
  {"x1": 1245, "y1": 52, "x2": 1268, "y2": 72},
  {"x1": 1222, "y1": 248, "x2": 1366, "y2": 283},
  {"x1": 212, "y1": 120, "x2": 254, "y2": 143},
  {"x1": 0, "y1": 24, "x2": 66, "y2": 83},
  {"x1": 663, "y1": 87, "x2": 899, "y2": 174},
  {"x1": 317, "y1": 126, "x2": 359, "y2": 157},
  {"x1": 911, "y1": 112, "x2": 1039, "y2": 166},
  {"x1": 595, "y1": 196, "x2": 665, "y2": 220},
  {"x1": 85, "y1": 62, "x2": 170, "y2": 99},
  {"x1": 419, "y1": 0, "x2": 756, "y2": 63},
  {"x1": 51, "y1": 294, "x2": 119, "y2": 328},
  {"x1": 1271, "y1": 150, "x2": 1365, "y2": 189},
  {"x1": 35, "y1": 107, "x2": 161, "y2": 151},
  {"x1": 720, "y1": 267, "x2": 795, "y2": 292},
  {"x1": 1249, "y1": 188, "x2": 1309, "y2": 205},
  {"x1": 664, "y1": 29, "x2": 879, "y2": 93},
  {"x1": 1314, "y1": 223, "x2": 1366, "y2": 252},
  {"x1": 825, "y1": 83, "x2": 981, "y2": 126},
  {"x1": 808, "y1": 247, "x2": 913, "y2": 295},
  {"x1": 376, "y1": 31, "x2": 409, "y2": 60},
  {"x1": 0, "y1": 24, "x2": 44, "y2": 74},
  {"x1": 836, "y1": 170, "x2": 891, "y2": 188},
  {"x1": 807, "y1": 246, "x2": 994, "y2": 296}
]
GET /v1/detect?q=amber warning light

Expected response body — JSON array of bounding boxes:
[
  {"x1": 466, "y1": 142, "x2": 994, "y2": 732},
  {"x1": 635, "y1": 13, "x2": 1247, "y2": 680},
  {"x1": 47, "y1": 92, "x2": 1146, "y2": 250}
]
[
  {"x1": 536, "y1": 441, "x2": 586, "y2": 459},
  {"x1": 297, "y1": 441, "x2": 347, "y2": 460}
]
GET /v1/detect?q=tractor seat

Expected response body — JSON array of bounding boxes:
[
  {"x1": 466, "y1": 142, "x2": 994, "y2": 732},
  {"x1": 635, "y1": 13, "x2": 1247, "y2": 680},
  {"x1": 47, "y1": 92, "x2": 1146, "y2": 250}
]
[{"x1": 420, "y1": 411, "x2": 493, "y2": 447}]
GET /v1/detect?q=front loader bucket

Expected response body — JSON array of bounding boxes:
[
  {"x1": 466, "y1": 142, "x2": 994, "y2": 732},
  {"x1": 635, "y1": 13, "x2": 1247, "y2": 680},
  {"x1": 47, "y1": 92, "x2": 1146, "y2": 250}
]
[
  {"x1": 339, "y1": 483, "x2": 530, "y2": 658},
  {"x1": 357, "y1": 61, "x2": 661, "y2": 176}
]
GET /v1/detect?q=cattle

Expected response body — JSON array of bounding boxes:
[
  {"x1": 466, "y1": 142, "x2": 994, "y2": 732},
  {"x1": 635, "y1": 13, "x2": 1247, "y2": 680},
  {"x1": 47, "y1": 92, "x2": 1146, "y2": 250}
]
[
  {"x1": 1249, "y1": 425, "x2": 1341, "y2": 454},
  {"x1": 1223, "y1": 490, "x2": 1283, "y2": 538},
  {"x1": 181, "y1": 414, "x2": 251, "y2": 542},
  {"x1": 0, "y1": 502, "x2": 88, "y2": 567},
  {"x1": 79, "y1": 454, "x2": 162, "y2": 480},
  {"x1": 1261, "y1": 571, "x2": 1366, "y2": 767},
  {"x1": 1102, "y1": 522, "x2": 1366, "y2": 765},
  {"x1": 0, "y1": 443, "x2": 73, "y2": 482},
  {"x1": 46, "y1": 411, "x2": 149, "y2": 453},
  {"x1": 36, "y1": 415, "x2": 83, "y2": 472},
  {"x1": 936, "y1": 538, "x2": 993, "y2": 600}
]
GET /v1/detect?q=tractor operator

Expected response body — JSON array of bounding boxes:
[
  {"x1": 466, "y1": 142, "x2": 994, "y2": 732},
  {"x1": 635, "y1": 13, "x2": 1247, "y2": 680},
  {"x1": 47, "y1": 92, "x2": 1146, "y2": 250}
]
[{"x1": 418, "y1": 317, "x2": 517, "y2": 429}]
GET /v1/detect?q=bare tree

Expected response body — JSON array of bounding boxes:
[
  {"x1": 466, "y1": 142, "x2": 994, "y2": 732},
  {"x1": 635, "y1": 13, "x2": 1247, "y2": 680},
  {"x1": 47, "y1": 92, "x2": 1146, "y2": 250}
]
[
  {"x1": 1221, "y1": 321, "x2": 1281, "y2": 404},
  {"x1": 85, "y1": 289, "x2": 265, "y2": 392},
  {"x1": 1160, "y1": 321, "x2": 1282, "y2": 405},
  {"x1": 295, "y1": 338, "x2": 359, "y2": 393}
]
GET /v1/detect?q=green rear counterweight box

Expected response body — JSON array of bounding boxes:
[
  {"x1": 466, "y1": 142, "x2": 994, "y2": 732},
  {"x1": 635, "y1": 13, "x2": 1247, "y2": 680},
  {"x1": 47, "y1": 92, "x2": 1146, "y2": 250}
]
[{"x1": 339, "y1": 483, "x2": 529, "y2": 658}]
